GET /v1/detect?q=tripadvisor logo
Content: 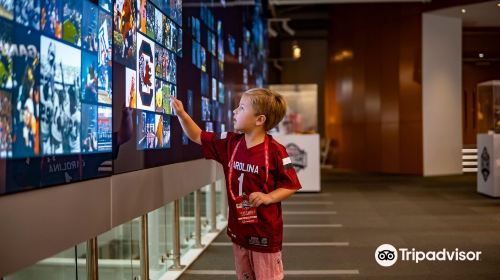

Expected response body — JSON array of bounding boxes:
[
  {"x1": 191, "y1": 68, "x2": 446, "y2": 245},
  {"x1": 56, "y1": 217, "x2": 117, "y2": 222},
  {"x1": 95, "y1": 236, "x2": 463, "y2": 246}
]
[{"x1": 375, "y1": 244, "x2": 482, "y2": 267}]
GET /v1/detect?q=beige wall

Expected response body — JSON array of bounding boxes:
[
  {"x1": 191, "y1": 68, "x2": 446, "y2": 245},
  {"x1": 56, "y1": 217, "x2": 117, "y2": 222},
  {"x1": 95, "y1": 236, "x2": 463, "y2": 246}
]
[
  {"x1": 422, "y1": 13, "x2": 463, "y2": 176},
  {"x1": 0, "y1": 159, "x2": 224, "y2": 277}
]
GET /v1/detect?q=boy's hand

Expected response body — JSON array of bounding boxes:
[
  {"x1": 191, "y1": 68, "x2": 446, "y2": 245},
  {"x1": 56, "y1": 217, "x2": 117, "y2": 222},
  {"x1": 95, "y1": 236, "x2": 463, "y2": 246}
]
[
  {"x1": 249, "y1": 192, "x2": 274, "y2": 207},
  {"x1": 171, "y1": 96, "x2": 186, "y2": 117}
]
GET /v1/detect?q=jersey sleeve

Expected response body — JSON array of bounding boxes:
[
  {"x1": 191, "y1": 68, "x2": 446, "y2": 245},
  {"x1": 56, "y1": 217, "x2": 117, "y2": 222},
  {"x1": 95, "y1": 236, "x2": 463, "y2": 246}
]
[
  {"x1": 200, "y1": 131, "x2": 232, "y2": 164},
  {"x1": 273, "y1": 146, "x2": 302, "y2": 191}
]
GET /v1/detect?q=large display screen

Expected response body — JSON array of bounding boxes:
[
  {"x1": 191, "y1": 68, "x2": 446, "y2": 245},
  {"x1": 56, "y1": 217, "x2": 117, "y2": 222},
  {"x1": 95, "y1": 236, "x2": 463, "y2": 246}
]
[
  {"x1": 0, "y1": 0, "x2": 113, "y2": 195},
  {"x1": 0, "y1": 0, "x2": 268, "y2": 194},
  {"x1": 112, "y1": 0, "x2": 267, "y2": 174}
]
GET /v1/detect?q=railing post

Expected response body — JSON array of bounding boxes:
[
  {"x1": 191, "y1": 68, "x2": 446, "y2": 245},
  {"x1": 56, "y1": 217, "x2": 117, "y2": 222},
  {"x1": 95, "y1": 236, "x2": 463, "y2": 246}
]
[
  {"x1": 140, "y1": 215, "x2": 149, "y2": 280},
  {"x1": 169, "y1": 200, "x2": 185, "y2": 270},
  {"x1": 86, "y1": 237, "x2": 98, "y2": 280},
  {"x1": 194, "y1": 189, "x2": 204, "y2": 249}
]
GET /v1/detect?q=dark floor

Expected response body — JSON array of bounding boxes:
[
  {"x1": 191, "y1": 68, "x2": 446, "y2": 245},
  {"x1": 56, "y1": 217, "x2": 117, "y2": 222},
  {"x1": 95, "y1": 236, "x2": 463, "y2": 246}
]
[{"x1": 179, "y1": 170, "x2": 500, "y2": 279}]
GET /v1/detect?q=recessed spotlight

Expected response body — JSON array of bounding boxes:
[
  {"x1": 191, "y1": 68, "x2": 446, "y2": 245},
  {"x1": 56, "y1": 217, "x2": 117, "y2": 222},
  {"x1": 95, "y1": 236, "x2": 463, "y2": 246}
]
[{"x1": 461, "y1": 8, "x2": 466, "y2": 13}]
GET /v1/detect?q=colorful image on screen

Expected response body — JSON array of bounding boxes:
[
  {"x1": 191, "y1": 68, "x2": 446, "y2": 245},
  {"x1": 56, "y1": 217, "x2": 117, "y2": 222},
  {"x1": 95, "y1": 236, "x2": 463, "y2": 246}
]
[
  {"x1": 97, "y1": 105, "x2": 111, "y2": 151},
  {"x1": 98, "y1": 10, "x2": 112, "y2": 104},
  {"x1": 113, "y1": 0, "x2": 137, "y2": 68},
  {"x1": 137, "y1": 32, "x2": 155, "y2": 112},
  {"x1": 15, "y1": 0, "x2": 40, "y2": 30},
  {"x1": 81, "y1": 103, "x2": 97, "y2": 153}
]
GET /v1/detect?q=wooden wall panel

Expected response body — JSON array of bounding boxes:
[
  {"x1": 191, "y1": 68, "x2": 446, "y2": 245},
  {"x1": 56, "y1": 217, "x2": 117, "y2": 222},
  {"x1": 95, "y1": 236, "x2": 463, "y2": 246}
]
[{"x1": 325, "y1": 4, "x2": 423, "y2": 174}]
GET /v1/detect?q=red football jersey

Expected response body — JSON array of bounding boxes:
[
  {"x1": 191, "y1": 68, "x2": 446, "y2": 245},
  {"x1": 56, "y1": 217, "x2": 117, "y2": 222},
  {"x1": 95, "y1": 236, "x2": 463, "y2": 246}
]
[{"x1": 201, "y1": 131, "x2": 301, "y2": 253}]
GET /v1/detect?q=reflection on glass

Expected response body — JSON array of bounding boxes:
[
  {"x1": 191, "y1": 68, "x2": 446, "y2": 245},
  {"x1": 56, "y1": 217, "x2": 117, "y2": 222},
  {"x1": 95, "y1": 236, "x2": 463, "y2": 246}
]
[
  {"x1": 215, "y1": 180, "x2": 224, "y2": 224},
  {"x1": 180, "y1": 192, "x2": 195, "y2": 255},
  {"x1": 5, "y1": 243, "x2": 87, "y2": 280},
  {"x1": 148, "y1": 202, "x2": 175, "y2": 279},
  {"x1": 97, "y1": 218, "x2": 141, "y2": 280},
  {"x1": 201, "y1": 184, "x2": 211, "y2": 236}
]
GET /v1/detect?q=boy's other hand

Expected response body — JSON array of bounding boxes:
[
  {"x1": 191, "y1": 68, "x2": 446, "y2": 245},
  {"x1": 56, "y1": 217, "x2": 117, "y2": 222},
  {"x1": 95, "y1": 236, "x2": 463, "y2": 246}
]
[
  {"x1": 171, "y1": 96, "x2": 186, "y2": 117},
  {"x1": 249, "y1": 192, "x2": 274, "y2": 207}
]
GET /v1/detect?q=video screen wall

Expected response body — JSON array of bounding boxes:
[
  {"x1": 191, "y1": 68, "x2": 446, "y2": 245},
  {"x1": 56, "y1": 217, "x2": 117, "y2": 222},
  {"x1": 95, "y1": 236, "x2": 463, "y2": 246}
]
[
  {"x1": 0, "y1": 0, "x2": 267, "y2": 194},
  {"x1": 0, "y1": 0, "x2": 115, "y2": 194}
]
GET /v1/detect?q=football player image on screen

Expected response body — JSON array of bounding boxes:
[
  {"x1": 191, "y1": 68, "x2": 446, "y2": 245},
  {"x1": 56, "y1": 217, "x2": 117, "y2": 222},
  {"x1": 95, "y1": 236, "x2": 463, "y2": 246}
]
[
  {"x1": 98, "y1": 11, "x2": 112, "y2": 104},
  {"x1": 176, "y1": 28, "x2": 182, "y2": 57},
  {"x1": 154, "y1": 113, "x2": 162, "y2": 148},
  {"x1": 211, "y1": 77, "x2": 217, "y2": 101},
  {"x1": 40, "y1": 36, "x2": 81, "y2": 155},
  {"x1": 162, "y1": 114, "x2": 170, "y2": 148},
  {"x1": 154, "y1": 44, "x2": 166, "y2": 79},
  {"x1": 201, "y1": 96, "x2": 210, "y2": 121},
  {"x1": 228, "y1": 34, "x2": 236, "y2": 56},
  {"x1": 0, "y1": 90, "x2": 12, "y2": 158},
  {"x1": 205, "y1": 121, "x2": 213, "y2": 133},
  {"x1": 145, "y1": 1, "x2": 154, "y2": 39},
  {"x1": 0, "y1": 21, "x2": 14, "y2": 90},
  {"x1": 154, "y1": 79, "x2": 163, "y2": 113},
  {"x1": 62, "y1": 0, "x2": 82, "y2": 47},
  {"x1": 12, "y1": 27, "x2": 41, "y2": 157},
  {"x1": 200, "y1": 46, "x2": 206, "y2": 72},
  {"x1": 97, "y1": 105, "x2": 111, "y2": 151},
  {"x1": 15, "y1": 0, "x2": 40, "y2": 30},
  {"x1": 163, "y1": 17, "x2": 172, "y2": 50},
  {"x1": 82, "y1": 0, "x2": 98, "y2": 52},
  {"x1": 217, "y1": 20, "x2": 224, "y2": 61},
  {"x1": 169, "y1": 0, "x2": 181, "y2": 25},
  {"x1": 165, "y1": 52, "x2": 177, "y2": 84},
  {"x1": 218, "y1": 81, "x2": 224, "y2": 104},
  {"x1": 171, "y1": 23, "x2": 178, "y2": 53},
  {"x1": 137, "y1": 111, "x2": 155, "y2": 149},
  {"x1": 81, "y1": 103, "x2": 97, "y2": 152},
  {"x1": 169, "y1": 85, "x2": 176, "y2": 115},
  {"x1": 137, "y1": 0, "x2": 146, "y2": 34},
  {"x1": 207, "y1": 31, "x2": 215, "y2": 56},
  {"x1": 0, "y1": 0, "x2": 13, "y2": 20},
  {"x1": 154, "y1": 7, "x2": 163, "y2": 44},
  {"x1": 41, "y1": 0, "x2": 62, "y2": 38},
  {"x1": 159, "y1": 82, "x2": 171, "y2": 114},
  {"x1": 81, "y1": 51, "x2": 98, "y2": 103},
  {"x1": 137, "y1": 33, "x2": 155, "y2": 112},
  {"x1": 125, "y1": 67, "x2": 136, "y2": 108},
  {"x1": 113, "y1": 0, "x2": 137, "y2": 68}
]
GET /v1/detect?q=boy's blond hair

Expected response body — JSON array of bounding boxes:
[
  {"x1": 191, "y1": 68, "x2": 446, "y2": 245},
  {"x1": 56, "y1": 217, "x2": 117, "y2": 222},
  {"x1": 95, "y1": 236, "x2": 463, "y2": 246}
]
[{"x1": 242, "y1": 88, "x2": 287, "y2": 131}]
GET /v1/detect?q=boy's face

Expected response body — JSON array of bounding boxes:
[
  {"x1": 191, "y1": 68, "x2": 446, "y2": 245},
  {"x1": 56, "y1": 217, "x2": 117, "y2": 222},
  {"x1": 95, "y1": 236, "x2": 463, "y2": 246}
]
[{"x1": 233, "y1": 95, "x2": 265, "y2": 132}]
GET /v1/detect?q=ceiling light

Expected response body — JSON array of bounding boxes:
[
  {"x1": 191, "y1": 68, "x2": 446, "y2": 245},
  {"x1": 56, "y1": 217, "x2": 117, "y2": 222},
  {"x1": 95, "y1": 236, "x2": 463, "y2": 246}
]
[{"x1": 461, "y1": 8, "x2": 466, "y2": 13}]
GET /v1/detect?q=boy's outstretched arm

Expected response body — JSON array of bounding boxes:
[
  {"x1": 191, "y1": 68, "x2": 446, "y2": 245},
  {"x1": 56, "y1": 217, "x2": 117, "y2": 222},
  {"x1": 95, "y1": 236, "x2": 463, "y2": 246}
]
[{"x1": 171, "y1": 96, "x2": 202, "y2": 145}]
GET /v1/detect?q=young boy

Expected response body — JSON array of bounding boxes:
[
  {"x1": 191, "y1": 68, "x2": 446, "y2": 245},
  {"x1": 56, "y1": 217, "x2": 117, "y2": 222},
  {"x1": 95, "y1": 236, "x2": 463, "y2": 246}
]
[{"x1": 172, "y1": 88, "x2": 301, "y2": 280}]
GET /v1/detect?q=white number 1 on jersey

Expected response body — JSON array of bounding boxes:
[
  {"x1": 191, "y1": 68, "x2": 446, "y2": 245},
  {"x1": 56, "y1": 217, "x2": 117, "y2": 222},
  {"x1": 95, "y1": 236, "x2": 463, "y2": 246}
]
[{"x1": 238, "y1": 173, "x2": 244, "y2": 196}]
